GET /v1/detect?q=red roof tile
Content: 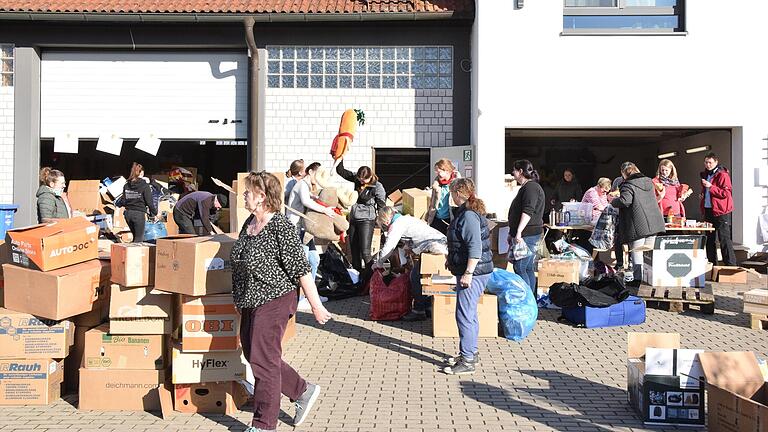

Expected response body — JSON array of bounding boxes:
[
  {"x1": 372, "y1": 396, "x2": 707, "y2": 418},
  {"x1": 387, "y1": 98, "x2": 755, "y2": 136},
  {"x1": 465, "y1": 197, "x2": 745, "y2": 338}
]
[{"x1": 0, "y1": 1, "x2": 474, "y2": 15}]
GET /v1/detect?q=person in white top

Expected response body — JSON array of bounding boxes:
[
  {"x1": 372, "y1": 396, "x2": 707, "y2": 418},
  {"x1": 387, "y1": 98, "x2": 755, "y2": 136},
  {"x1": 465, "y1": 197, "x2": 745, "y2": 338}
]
[{"x1": 284, "y1": 159, "x2": 305, "y2": 205}]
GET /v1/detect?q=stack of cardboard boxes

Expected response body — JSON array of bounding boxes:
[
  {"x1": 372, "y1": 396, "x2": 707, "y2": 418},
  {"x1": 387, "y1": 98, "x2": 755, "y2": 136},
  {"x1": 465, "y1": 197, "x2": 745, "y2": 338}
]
[
  {"x1": 1, "y1": 217, "x2": 106, "y2": 406},
  {"x1": 743, "y1": 288, "x2": 768, "y2": 330}
]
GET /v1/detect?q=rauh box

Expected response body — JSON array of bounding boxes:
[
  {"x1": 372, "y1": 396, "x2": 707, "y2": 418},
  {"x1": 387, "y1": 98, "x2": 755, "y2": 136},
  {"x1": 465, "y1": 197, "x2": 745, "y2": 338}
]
[
  {"x1": 0, "y1": 359, "x2": 63, "y2": 405},
  {"x1": 0, "y1": 308, "x2": 74, "y2": 359}
]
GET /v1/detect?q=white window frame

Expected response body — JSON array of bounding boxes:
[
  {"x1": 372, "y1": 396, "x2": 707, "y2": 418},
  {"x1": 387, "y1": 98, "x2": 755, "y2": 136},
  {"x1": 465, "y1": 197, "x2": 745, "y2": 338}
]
[{"x1": 563, "y1": 0, "x2": 684, "y2": 34}]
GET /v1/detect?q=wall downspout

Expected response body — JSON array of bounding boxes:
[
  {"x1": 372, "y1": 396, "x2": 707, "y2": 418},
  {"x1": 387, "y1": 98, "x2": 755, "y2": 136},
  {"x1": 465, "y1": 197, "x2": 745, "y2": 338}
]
[{"x1": 244, "y1": 17, "x2": 259, "y2": 171}]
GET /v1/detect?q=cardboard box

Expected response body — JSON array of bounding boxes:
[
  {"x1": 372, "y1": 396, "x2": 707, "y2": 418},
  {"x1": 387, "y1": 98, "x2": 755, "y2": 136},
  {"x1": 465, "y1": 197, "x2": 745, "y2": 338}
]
[
  {"x1": 0, "y1": 308, "x2": 74, "y2": 359},
  {"x1": 402, "y1": 188, "x2": 430, "y2": 220},
  {"x1": 155, "y1": 234, "x2": 237, "y2": 296},
  {"x1": 744, "y1": 289, "x2": 768, "y2": 305},
  {"x1": 420, "y1": 253, "x2": 451, "y2": 277},
  {"x1": 216, "y1": 209, "x2": 231, "y2": 233},
  {"x1": 174, "y1": 381, "x2": 248, "y2": 414},
  {"x1": 537, "y1": 258, "x2": 580, "y2": 289},
  {"x1": 64, "y1": 325, "x2": 91, "y2": 393},
  {"x1": 158, "y1": 201, "x2": 178, "y2": 236},
  {"x1": 83, "y1": 325, "x2": 165, "y2": 370},
  {"x1": 0, "y1": 359, "x2": 63, "y2": 405},
  {"x1": 109, "y1": 285, "x2": 172, "y2": 335},
  {"x1": 78, "y1": 368, "x2": 164, "y2": 411},
  {"x1": 171, "y1": 343, "x2": 248, "y2": 384},
  {"x1": 711, "y1": 266, "x2": 760, "y2": 284},
  {"x1": 370, "y1": 227, "x2": 381, "y2": 256},
  {"x1": 699, "y1": 351, "x2": 768, "y2": 432},
  {"x1": 67, "y1": 180, "x2": 105, "y2": 215},
  {"x1": 2, "y1": 259, "x2": 111, "y2": 321},
  {"x1": 488, "y1": 220, "x2": 510, "y2": 254},
  {"x1": 5, "y1": 217, "x2": 99, "y2": 271},
  {"x1": 111, "y1": 243, "x2": 156, "y2": 287},
  {"x1": 387, "y1": 189, "x2": 403, "y2": 206},
  {"x1": 111, "y1": 206, "x2": 127, "y2": 228},
  {"x1": 71, "y1": 302, "x2": 108, "y2": 328},
  {"x1": 642, "y1": 236, "x2": 707, "y2": 288},
  {"x1": 432, "y1": 294, "x2": 498, "y2": 338},
  {"x1": 229, "y1": 179, "x2": 252, "y2": 234},
  {"x1": 626, "y1": 332, "x2": 705, "y2": 427},
  {"x1": 176, "y1": 294, "x2": 239, "y2": 352}
]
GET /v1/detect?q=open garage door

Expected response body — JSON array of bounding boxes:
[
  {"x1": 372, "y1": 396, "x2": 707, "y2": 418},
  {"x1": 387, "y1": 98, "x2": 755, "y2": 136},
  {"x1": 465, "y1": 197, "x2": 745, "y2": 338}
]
[{"x1": 505, "y1": 129, "x2": 732, "y2": 218}]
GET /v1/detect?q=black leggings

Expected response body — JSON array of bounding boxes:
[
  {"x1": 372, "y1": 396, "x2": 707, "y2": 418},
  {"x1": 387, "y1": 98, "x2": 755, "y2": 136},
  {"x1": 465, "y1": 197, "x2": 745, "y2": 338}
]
[
  {"x1": 348, "y1": 219, "x2": 375, "y2": 272},
  {"x1": 124, "y1": 210, "x2": 147, "y2": 243}
]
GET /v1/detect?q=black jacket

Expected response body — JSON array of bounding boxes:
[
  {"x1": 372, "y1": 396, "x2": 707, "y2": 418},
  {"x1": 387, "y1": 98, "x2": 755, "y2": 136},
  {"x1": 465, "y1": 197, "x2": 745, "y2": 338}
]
[
  {"x1": 336, "y1": 160, "x2": 386, "y2": 222},
  {"x1": 447, "y1": 205, "x2": 493, "y2": 277},
  {"x1": 611, "y1": 173, "x2": 665, "y2": 243},
  {"x1": 123, "y1": 179, "x2": 158, "y2": 216}
]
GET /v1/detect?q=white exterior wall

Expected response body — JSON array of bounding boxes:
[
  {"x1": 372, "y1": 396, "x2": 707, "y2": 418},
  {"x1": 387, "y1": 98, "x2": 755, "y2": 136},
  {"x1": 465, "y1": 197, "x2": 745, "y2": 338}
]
[
  {"x1": 473, "y1": 1, "x2": 768, "y2": 249},
  {"x1": 264, "y1": 88, "x2": 453, "y2": 172},
  {"x1": 0, "y1": 85, "x2": 12, "y2": 204}
]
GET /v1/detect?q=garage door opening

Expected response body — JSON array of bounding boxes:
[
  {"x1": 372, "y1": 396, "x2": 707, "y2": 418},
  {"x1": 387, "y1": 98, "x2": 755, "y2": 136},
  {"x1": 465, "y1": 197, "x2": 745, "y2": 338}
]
[
  {"x1": 505, "y1": 129, "x2": 733, "y2": 218},
  {"x1": 373, "y1": 148, "x2": 431, "y2": 194}
]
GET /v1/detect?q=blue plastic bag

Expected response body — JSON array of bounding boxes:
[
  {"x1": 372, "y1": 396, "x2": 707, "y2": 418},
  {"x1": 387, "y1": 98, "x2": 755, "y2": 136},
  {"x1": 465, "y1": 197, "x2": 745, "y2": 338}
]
[
  {"x1": 486, "y1": 269, "x2": 538, "y2": 342},
  {"x1": 143, "y1": 221, "x2": 168, "y2": 243}
]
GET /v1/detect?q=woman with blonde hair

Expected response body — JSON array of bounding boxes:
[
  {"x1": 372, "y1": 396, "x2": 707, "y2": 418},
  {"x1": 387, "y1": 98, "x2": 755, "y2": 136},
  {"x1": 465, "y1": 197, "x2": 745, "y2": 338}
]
[
  {"x1": 427, "y1": 158, "x2": 460, "y2": 234},
  {"x1": 581, "y1": 177, "x2": 612, "y2": 225},
  {"x1": 652, "y1": 159, "x2": 691, "y2": 218},
  {"x1": 442, "y1": 178, "x2": 493, "y2": 375},
  {"x1": 231, "y1": 171, "x2": 332, "y2": 431}
]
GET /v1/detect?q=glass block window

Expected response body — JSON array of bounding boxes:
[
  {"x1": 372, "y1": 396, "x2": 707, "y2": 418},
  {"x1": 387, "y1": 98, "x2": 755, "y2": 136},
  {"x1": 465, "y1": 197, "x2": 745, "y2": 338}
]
[
  {"x1": 0, "y1": 44, "x2": 13, "y2": 87},
  {"x1": 267, "y1": 46, "x2": 453, "y2": 90}
]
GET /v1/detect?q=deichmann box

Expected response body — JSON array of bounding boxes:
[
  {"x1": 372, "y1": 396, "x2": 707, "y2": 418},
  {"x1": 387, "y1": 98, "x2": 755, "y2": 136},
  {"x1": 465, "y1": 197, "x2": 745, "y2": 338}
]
[
  {"x1": 110, "y1": 243, "x2": 156, "y2": 287},
  {"x1": 2, "y1": 259, "x2": 111, "y2": 321},
  {"x1": 78, "y1": 368, "x2": 164, "y2": 411},
  {"x1": 0, "y1": 308, "x2": 74, "y2": 359},
  {"x1": 155, "y1": 234, "x2": 237, "y2": 296},
  {"x1": 5, "y1": 217, "x2": 99, "y2": 271},
  {"x1": 537, "y1": 258, "x2": 580, "y2": 289},
  {"x1": 432, "y1": 294, "x2": 498, "y2": 338},
  {"x1": 699, "y1": 351, "x2": 768, "y2": 432},
  {"x1": 83, "y1": 325, "x2": 165, "y2": 370},
  {"x1": 171, "y1": 343, "x2": 248, "y2": 384},
  {"x1": 402, "y1": 188, "x2": 430, "y2": 220},
  {"x1": 176, "y1": 294, "x2": 239, "y2": 352},
  {"x1": 174, "y1": 381, "x2": 248, "y2": 414},
  {"x1": 626, "y1": 333, "x2": 705, "y2": 427},
  {"x1": 642, "y1": 236, "x2": 707, "y2": 288},
  {"x1": 109, "y1": 285, "x2": 172, "y2": 335},
  {"x1": 0, "y1": 359, "x2": 63, "y2": 405}
]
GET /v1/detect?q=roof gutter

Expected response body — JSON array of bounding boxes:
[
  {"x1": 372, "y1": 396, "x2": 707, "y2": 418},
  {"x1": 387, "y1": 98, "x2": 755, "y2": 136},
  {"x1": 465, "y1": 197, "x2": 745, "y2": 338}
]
[{"x1": 0, "y1": 11, "x2": 469, "y2": 22}]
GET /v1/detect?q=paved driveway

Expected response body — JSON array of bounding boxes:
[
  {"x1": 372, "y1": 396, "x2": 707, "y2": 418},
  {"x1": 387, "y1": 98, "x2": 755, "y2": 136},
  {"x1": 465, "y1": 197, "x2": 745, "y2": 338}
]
[{"x1": 1, "y1": 277, "x2": 766, "y2": 432}]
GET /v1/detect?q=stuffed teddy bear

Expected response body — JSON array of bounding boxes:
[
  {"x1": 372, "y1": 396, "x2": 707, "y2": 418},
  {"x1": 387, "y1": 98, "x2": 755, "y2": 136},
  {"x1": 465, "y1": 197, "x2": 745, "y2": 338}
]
[
  {"x1": 315, "y1": 166, "x2": 358, "y2": 209},
  {"x1": 304, "y1": 187, "x2": 350, "y2": 242}
]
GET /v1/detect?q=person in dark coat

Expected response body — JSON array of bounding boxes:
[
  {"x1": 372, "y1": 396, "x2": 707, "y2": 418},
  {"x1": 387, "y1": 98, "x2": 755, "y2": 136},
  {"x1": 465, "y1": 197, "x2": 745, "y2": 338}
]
[
  {"x1": 173, "y1": 191, "x2": 227, "y2": 235},
  {"x1": 611, "y1": 162, "x2": 665, "y2": 283},
  {"x1": 699, "y1": 152, "x2": 736, "y2": 265},
  {"x1": 122, "y1": 162, "x2": 158, "y2": 243},
  {"x1": 552, "y1": 168, "x2": 582, "y2": 209},
  {"x1": 36, "y1": 167, "x2": 70, "y2": 223}
]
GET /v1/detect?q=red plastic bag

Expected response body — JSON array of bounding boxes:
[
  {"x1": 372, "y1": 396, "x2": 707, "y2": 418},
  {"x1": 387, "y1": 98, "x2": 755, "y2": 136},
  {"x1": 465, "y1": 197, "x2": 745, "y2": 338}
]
[{"x1": 369, "y1": 269, "x2": 412, "y2": 321}]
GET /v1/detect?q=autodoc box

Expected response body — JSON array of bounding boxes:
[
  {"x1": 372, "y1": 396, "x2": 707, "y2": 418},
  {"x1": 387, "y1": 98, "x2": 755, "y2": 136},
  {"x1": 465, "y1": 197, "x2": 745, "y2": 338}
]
[
  {"x1": 4, "y1": 217, "x2": 99, "y2": 271},
  {"x1": 155, "y1": 234, "x2": 236, "y2": 296},
  {"x1": 0, "y1": 359, "x2": 63, "y2": 405},
  {"x1": 0, "y1": 308, "x2": 74, "y2": 359}
]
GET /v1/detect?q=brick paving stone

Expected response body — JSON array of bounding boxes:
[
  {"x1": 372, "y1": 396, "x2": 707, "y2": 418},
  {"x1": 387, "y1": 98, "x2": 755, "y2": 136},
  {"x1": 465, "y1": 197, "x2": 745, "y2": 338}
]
[{"x1": 1, "y1": 278, "x2": 766, "y2": 432}]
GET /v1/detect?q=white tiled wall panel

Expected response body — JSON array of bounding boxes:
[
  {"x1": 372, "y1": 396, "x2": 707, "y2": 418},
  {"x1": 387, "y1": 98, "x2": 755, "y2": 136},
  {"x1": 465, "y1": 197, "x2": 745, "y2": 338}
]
[
  {"x1": 263, "y1": 88, "x2": 453, "y2": 173},
  {"x1": 0, "y1": 86, "x2": 13, "y2": 204}
]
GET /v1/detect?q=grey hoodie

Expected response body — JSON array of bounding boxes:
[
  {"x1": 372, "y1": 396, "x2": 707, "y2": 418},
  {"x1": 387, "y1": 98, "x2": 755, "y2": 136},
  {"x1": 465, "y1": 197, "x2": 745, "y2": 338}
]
[
  {"x1": 36, "y1": 185, "x2": 69, "y2": 223},
  {"x1": 611, "y1": 173, "x2": 665, "y2": 243}
]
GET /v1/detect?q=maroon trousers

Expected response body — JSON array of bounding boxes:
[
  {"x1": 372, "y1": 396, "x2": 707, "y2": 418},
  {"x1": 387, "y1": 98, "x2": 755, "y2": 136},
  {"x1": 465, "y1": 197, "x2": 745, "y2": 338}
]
[{"x1": 240, "y1": 290, "x2": 306, "y2": 430}]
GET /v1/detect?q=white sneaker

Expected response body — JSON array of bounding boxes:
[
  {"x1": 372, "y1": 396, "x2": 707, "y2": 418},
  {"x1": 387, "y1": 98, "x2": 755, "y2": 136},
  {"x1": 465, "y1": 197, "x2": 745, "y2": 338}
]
[{"x1": 297, "y1": 296, "x2": 312, "y2": 312}]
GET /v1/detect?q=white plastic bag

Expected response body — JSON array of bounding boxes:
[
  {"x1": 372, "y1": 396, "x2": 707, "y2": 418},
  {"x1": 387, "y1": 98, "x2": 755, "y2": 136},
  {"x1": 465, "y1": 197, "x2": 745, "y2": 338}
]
[{"x1": 510, "y1": 240, "x2": 533, "y2": 261}]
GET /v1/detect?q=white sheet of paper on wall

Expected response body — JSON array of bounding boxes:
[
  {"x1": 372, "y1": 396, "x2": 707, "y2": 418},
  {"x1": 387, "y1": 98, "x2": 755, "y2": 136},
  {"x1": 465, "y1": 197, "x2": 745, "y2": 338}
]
[
  {"x1": 53, "y1": 133, "x2": 79, "y2": 154},
  {"x1": 136, "y1": 135, "x2": 162, "y2": 156},
  {"x1": 96, "y1": 134, "x2": 124, "y2": 156}
]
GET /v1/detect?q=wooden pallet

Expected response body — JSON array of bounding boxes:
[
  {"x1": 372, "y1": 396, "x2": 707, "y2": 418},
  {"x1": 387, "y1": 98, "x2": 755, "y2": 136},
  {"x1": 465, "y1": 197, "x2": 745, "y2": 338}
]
[
  {"x1": 750, "y1": 314, "x2": 768, "y2": 330},
  {"x1": 636, "y1": 284, "x2": 715, "y2": 314}
]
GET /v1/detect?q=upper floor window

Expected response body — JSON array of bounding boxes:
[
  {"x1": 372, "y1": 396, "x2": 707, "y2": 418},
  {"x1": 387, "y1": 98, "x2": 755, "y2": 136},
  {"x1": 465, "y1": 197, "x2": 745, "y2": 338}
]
[
  {"x1": 563, "y1": 0, "x2": 684, "y2": 34},
  {"x1": 1, "y1": 44, "x2": 13, "y2": 87}
]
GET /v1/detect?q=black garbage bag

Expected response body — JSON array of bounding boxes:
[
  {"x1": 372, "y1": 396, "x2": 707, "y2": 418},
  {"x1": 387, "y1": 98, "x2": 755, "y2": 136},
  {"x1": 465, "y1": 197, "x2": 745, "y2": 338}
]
[
  {"x1": 583, "y1": 274, "x2": 630, "y2": 303},
  {"x1": 317, "y1": 244, "x2": 360, "y2": 300}
]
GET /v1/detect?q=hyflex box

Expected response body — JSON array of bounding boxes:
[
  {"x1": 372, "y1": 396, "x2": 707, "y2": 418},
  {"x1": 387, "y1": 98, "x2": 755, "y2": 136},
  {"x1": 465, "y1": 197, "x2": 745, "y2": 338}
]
[
  {"x1": 0, "y1": 359, "x2": 63, "y2": 405},
  {"x1": 5, "y1": 217, "x2": 99, "y2": 271},
  {"x1": 155, "y1": 234, "x2": 237, "y2": 296},
  {"x1": 175, "y1": 294, "x2": 239, "y2": 352},
  {"x1": 171, "y1": 343, "x2": 248, "y2": 384},
  {"x1": 0, "y1": 308, "x2": 74, "y2": 359}
]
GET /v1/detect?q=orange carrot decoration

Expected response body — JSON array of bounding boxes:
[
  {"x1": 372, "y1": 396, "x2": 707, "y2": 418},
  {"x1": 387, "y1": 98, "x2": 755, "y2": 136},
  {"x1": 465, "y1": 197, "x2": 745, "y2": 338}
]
[{"x1": 330, "y1": 109, "x2": 365, "y2": 160}]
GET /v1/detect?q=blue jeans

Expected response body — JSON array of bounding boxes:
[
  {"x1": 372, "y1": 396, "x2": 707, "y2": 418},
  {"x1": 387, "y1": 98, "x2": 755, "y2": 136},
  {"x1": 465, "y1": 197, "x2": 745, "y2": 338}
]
[
  {"x1": 455, "y1": 273, "x2": 491, "y2": 360},
  {"x1": 302, "y1": 245, "x2": 320, "y2": 281},
  {"x1": 511, "y1": 234, "x2": 541, "y2": 295}
]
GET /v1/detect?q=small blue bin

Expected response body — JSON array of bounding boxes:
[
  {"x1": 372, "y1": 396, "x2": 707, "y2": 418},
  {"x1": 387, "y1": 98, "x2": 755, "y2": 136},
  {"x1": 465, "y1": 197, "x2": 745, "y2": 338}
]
[{"x1": 0, "y1": 204, "x2": 18, "y2": 239}]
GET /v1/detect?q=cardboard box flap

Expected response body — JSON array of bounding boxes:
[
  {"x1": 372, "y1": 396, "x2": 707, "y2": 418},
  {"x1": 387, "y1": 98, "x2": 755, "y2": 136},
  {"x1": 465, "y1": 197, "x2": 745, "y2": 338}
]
[
  {"x1": 698, "y1": 351, "x2": 765, "y2": 397},
  {"x1": 627, "y1": 332, "x2": 680, "y2": 359},
  {"x1": 68, "y1": 180, "x2": 101, "y2": 191},
  {"x1": 715, "y1": 266, "x2": 762, "y2": 277}
]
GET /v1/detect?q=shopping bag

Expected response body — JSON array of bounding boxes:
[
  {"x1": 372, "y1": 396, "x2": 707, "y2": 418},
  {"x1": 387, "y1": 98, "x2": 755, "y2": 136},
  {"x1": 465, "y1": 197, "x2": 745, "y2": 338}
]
[
  {"x1": 144, "y1": 221, "x2": 168, "y2": 242},
  {"x1": 486, "y1": 269, "x2": 538, "y2": 342},
  {"x1": 509, "y1": 240, "x2": 532, "y2": 261},
  {"x1": 369, "y1": 269, "x2": 412, "y2": 321}
]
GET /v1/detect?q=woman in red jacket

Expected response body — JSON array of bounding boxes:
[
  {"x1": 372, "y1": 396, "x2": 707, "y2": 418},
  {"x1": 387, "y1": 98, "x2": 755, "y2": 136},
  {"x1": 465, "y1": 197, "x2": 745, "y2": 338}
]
[{"x1": 652, "y1": 159, "x2": 692, "y2": 218}]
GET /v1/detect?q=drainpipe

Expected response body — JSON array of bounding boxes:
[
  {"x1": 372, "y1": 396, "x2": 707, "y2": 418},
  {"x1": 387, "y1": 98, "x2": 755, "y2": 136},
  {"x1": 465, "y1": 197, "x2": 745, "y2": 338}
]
[{"x1": 244, "y1": 17, "x2": 259, "y2": 171}]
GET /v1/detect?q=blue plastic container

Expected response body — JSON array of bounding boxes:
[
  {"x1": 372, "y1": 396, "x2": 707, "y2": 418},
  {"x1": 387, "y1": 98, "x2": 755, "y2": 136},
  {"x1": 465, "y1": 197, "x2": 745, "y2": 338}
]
[
  {"x1": 562, "y1": 295, "x2": 646, "y2": 328},
  {"x1": 0, "y1": 204, "x2": 18, "y2": 239}
]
